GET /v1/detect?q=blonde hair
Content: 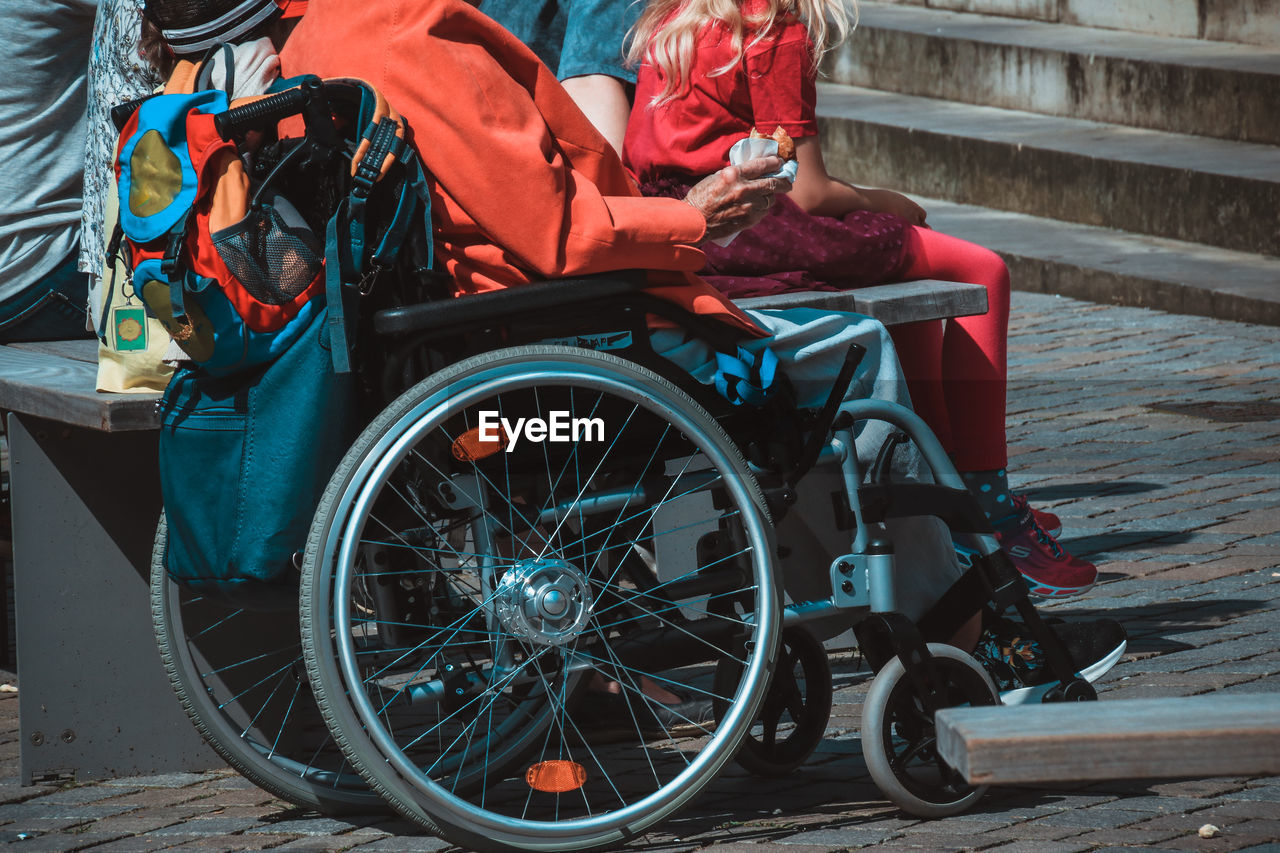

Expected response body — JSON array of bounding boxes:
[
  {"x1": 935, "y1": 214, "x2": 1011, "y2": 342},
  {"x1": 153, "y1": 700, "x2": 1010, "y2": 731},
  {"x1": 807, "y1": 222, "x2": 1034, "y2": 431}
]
[{"x1": 627, "y1": 0, "x2": 857, "y2": 104}]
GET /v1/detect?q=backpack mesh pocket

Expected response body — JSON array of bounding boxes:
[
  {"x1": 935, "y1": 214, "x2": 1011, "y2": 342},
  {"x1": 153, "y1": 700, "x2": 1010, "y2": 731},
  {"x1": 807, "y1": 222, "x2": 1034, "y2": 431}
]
[{"x1": 212, "y1": 193, "x2": 323, "y2": 306}]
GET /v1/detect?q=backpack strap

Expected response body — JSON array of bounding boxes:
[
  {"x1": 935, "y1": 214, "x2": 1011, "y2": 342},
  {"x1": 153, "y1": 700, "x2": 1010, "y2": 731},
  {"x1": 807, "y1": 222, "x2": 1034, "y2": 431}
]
[
  {"x1": 160, "y1": 211, "x2": 194, "y2": 325},
  {"x1": 165, "y1": 60, "x2": 202, "y2": 96},
  {"x1": 369, "y1": 147, "x2": 431, "y2": 270},
  {"x1": 347, "y1": 116, "x2": 405, "y2": 258},
  {"x1": 99, "y1": 222, "x2": 127, "y2": 341},
  {"x1": 323, "y1": 205, "x2": 357, "y2": 374},
  {"x1": 193, "y1": 44, "x2": 236, "y2": 94},
  {"x1": 324, "y1": 117, "x2": 434, "y2": 373}
]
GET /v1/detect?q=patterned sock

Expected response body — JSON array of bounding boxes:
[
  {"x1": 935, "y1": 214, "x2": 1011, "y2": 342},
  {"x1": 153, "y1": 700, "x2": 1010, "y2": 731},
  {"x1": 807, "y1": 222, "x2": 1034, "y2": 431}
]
[{"x1": 961, "y1": 468, "x2": 1018, "y2": 531}]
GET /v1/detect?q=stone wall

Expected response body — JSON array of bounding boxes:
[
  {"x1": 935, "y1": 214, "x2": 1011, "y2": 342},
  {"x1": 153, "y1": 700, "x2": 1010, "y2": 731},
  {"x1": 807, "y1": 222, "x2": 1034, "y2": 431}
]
[{"x1": 862, "y1": 0, "x2": 1280, "y2": 45}]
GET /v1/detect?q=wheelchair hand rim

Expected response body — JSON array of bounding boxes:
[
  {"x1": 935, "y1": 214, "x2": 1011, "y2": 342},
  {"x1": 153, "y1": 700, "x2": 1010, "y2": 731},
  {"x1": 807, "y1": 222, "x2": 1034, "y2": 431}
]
[{"x1": 321, "y1": 352, "x2": 781, "y2": 842}]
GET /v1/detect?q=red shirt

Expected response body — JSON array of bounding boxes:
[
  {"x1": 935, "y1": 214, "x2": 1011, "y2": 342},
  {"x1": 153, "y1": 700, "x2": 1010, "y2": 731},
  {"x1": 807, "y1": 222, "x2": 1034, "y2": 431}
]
[{"x1": 624, "y1": 11, "x2": 817, "y2": 183}]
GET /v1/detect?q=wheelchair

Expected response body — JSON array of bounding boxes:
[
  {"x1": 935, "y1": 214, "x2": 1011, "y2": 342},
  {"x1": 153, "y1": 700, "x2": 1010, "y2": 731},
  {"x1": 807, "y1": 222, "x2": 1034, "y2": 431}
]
[
  {"x1": 287, "y1": 273, "x2": 1099, "y2": 852},
  {"x1": 138, "y1": 79, "x2": 1096, "y2": 850}
]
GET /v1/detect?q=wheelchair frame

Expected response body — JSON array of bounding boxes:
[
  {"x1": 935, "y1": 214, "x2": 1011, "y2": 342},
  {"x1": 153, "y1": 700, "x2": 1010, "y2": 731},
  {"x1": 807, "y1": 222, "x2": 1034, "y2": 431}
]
[{"x1": 290, "y1": 277, "x2": 1096, "y2": 850}]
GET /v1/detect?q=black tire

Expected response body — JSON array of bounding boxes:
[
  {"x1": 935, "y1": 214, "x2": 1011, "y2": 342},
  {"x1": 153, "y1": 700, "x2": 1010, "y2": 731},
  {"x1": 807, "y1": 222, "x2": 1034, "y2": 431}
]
[
  {"x1": 301, "y1": 345, "x2": 782, "y2": 852},
  {"x1": 151, "y1": 515, "x2": 383, "y2": 813}
]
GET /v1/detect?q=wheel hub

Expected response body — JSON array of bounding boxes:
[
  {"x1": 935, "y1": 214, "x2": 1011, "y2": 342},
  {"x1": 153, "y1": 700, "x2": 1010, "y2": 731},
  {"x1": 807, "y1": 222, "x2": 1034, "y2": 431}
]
[{"x1": 495, "y1": 559, "x2": 593, "y2": 646}]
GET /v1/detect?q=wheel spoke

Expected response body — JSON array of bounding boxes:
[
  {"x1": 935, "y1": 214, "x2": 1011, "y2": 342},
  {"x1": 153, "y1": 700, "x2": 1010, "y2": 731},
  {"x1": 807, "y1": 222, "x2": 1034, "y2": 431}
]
[
  {"x1": 153, "y1": 520, "x2": 377, "y2": 813},
  {"x1": 302, "y1": 347, "x2": 779, "y2": 849}
]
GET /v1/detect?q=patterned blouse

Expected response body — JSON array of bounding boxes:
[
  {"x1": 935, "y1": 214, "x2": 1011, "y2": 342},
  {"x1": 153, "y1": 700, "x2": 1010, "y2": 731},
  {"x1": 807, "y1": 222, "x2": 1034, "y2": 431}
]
[{"x1": 79, "y1": 0, "x2": 162, "y2": 281}]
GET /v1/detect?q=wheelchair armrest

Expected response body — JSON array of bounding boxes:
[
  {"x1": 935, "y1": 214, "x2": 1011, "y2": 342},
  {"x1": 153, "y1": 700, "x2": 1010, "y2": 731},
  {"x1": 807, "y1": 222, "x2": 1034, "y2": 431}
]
[{"x1": 373, "y1": 271, "x2": 649, "y2": 337}]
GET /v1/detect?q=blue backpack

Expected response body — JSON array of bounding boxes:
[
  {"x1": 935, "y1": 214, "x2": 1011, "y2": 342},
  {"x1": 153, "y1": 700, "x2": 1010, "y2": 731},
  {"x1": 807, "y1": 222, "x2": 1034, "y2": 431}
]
[{"x1": 111, "y1": 57, "x2": 436, "y2": 605}]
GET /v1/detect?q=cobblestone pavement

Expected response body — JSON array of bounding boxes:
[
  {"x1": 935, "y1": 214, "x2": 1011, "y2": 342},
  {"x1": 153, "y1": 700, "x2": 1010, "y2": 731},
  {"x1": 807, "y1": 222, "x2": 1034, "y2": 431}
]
[{"x1": 1, "y1": 292, "x2": 1277, "y2": 852}]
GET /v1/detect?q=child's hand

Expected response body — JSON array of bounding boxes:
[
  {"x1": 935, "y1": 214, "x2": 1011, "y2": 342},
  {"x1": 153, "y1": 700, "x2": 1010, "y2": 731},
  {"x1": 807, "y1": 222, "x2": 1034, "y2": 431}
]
[
  {"x1": 864, "y1": 188, "x2": 928, "y2": 227},
  {"x1": 683, "y1": 156, "x2": 792, "y2": 243}
]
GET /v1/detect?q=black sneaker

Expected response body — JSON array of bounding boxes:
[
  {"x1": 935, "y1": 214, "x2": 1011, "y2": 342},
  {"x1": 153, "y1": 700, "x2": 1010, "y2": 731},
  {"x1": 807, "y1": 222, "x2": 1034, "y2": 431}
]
[{"x1": 971, "y1": 612, "x2": 1127, "y2": 705}]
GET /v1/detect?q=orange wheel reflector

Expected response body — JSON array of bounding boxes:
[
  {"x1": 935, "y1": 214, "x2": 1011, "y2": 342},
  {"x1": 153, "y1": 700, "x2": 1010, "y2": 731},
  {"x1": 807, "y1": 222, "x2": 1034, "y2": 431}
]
[
  {"x1": 452, "y1": 423, "x2": 509, "y2": 461},
  {"x1": 525, "y1": 760, "x2": 587, "y2": 793}
]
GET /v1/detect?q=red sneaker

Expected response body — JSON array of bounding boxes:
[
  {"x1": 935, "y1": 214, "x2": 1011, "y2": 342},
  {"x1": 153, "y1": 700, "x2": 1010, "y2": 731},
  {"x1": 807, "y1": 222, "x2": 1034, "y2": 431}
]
[
  {"x1": 997, "y1": 507, "x2": 1097, "y2": 599},
  {"x1": 1012, "y1": 494, "x2": 1062, "y2": 538}
]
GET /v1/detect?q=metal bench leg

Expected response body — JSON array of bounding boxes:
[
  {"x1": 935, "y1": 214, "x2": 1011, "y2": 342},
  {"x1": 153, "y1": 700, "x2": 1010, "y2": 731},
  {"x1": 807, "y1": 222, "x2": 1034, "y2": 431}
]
[{"x1": 7, "y1": 413, "x2": 216, "y2": 783}]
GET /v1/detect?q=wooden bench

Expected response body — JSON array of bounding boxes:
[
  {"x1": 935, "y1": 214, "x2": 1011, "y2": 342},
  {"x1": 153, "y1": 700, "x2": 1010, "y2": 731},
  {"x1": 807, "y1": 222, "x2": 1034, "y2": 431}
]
[
  {"x1": 936, "y1": 694, "x2": 1280, "y2": 786},
  {"x1": 0, "y1": 340, "x2": 217, "y2": 784},
  {"x1": 0, "y1": 279, "x2": 985, "y2": 783}
]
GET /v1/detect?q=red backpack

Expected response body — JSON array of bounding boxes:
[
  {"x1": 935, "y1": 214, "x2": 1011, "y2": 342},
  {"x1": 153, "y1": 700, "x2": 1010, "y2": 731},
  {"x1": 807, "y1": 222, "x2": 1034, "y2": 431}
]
[{"x1": 109, "y1": 56, "x2": 431, "y2": 375}]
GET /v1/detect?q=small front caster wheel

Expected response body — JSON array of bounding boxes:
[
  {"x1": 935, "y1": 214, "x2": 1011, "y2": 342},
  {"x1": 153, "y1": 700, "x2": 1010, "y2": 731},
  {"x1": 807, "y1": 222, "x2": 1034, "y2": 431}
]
[{"x1": 862, "y1": 643, "x2": 998, "y2": 817}]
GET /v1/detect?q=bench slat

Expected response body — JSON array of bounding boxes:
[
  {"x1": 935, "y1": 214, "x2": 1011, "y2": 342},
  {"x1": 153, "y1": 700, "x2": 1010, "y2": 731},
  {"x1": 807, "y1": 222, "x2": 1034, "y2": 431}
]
[
  {"x1": 736, "y1": 280, "x2": 987, "y2": 325},
  {"x1": 936, "y1": 694, "x2": 1280, "y2": 785},
  {"x1": 0, "y1": 346, "x2": 159, "y2": 432},
  {"x1": 0, "y1": 281, "x2": 987, "y2": 434},
  {"x1": 7, "y1": 339, "x2": 100, "y2": 363}
]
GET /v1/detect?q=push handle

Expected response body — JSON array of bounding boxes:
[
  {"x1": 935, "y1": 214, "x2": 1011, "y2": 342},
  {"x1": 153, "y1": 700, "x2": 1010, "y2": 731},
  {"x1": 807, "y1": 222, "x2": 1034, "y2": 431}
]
[
  {"x1": 214, "y1": 78, "x2": 330, "y2": 140},
  {"x1": 110, "y1": 95, "x2": 151, "y2": 132}
]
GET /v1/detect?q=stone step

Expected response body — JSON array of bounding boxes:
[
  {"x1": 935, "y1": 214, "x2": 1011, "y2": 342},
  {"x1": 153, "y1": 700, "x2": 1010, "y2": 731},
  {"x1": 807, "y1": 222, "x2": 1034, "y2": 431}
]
[
  {"x1": 913, "y1": 195, "x2": 1280, "y2": 326},
  {"x1": 862, "y1": 0, "x2": 1277, "y2": 47},
  {"x1": 816, "y1": 84, "x2": 1280, "y2": 256},
  {"x1": 826, "y1": 2, "x2": 1280, "y2": 145}
]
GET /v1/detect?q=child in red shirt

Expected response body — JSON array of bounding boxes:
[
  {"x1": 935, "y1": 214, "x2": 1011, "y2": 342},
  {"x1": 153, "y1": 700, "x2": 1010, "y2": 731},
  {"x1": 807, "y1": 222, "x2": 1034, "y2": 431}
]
[{"x1": 624, "y1": 0, "x2": 1097, "y2": 598}]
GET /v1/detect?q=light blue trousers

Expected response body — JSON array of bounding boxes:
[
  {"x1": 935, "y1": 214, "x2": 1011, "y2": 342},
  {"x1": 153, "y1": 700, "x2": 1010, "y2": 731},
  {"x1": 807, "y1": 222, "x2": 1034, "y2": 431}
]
[{"x1": 652, "y1": 307, "x2": 964, "y2": 623}]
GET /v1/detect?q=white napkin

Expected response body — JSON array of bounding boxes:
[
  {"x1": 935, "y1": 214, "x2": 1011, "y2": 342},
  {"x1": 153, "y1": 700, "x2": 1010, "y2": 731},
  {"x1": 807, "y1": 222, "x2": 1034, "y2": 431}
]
[{"x1": 712, "y1": 136, "x2": 800, "y2": 246}]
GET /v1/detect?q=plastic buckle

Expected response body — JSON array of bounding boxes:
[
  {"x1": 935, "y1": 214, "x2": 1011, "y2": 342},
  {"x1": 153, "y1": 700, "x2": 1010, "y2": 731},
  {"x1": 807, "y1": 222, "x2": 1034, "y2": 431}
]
[
  {"x1": 351, "y1": 162, "x2": 379, "y2": 199},
  {"x1": 159, "y1": 212, "x2": 190, "y2": 276}
]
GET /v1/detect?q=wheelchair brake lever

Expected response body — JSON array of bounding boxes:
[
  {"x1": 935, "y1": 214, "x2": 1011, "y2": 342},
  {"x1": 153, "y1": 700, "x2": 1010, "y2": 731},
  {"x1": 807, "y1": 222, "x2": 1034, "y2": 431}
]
[{"x1": 869, "y1": 429, "x2": 910, "y2": 487}]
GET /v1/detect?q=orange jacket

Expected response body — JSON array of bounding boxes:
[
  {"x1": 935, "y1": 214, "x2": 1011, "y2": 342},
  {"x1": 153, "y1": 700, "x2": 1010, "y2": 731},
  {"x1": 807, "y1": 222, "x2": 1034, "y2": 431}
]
[{"x1": 278, "y1": 0, "x2": 762, "y2": 336}]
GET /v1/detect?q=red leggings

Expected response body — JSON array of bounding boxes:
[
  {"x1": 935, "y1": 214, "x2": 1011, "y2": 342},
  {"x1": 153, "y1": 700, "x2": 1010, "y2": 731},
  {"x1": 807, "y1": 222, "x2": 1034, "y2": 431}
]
[{"x1": 888, "y1": 226, "x2": 1010, "y2": 471}]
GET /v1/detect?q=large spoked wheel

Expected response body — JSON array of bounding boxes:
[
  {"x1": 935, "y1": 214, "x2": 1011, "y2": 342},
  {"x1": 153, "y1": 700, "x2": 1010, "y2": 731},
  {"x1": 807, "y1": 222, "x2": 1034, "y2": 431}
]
[
  {"x1": 151, "y1": 516, "x2": 382, "y2": 813},
  {"x1": 302, "y1": 345, "x2": 781, "y2": 853},
  {"x1": 861, "y1": 643, "x2": 998, "y2": 817}
]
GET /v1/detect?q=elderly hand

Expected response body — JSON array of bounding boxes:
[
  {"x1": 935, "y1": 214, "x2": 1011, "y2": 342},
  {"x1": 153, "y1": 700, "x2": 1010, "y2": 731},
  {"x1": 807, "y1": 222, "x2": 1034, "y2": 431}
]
[{"x1": 683, "y1": 155, "x2": 792, "y2": 243}]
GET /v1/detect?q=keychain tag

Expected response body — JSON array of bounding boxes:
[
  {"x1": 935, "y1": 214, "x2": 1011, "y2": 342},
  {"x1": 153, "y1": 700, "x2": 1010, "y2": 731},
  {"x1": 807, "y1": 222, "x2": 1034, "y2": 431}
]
[{"x1": 113, "y1": 305, "x2": 149, "y2": 352}]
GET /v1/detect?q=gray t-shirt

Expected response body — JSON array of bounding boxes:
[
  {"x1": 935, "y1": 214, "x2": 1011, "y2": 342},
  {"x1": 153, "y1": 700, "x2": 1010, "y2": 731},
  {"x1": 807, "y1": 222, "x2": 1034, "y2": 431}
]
[{"x1": 0, "y1": 0, "x2": 98, "y2": 305}]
